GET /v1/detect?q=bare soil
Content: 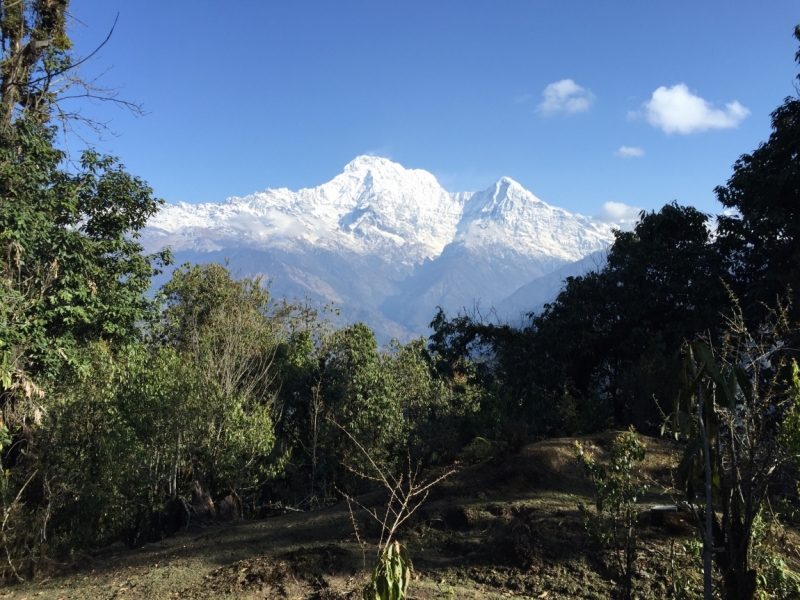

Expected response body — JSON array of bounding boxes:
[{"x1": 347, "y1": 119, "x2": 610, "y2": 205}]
[{"x1": 2, "y1": 434, "x2": 798, "y2": 600}]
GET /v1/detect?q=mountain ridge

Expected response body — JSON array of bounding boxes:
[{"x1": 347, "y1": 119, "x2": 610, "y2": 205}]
[{"x1": 143, "y1": 156, "x2": 617, "y2": 341}]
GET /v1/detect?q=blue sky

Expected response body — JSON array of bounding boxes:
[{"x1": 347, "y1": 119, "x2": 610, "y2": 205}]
[{"x1": 68, "y1": 1, "x2": 798, "y2": 220}]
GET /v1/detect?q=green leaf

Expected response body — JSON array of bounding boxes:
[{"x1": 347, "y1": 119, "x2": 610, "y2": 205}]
[
  {"x1": 734, "y1": 366, "x2": 754, "y2": 404},
  {"x1": 676, "y1": 437, "x2": 702, "y2": 498}
]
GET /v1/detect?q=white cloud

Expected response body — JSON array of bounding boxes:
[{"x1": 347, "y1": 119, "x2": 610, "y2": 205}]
[
  {"x1": 643, "y1": 84, "x2": 750, "y2": 134},
  {"x1": 513, "y1": 92, "x2": 532, "y2": 104},
  {"x1": 537, "y1": 79, "x2": 595, "y2": 116},
  {"x1": 595, "y1": 201, "x2": 642, "y2": 230},
  {"x1": 615, "y1": 146, "x2": 645, "y2": 158}
]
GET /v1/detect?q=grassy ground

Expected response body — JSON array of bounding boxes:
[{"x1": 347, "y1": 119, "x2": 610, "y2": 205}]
[{"x1": 2, "y1": 433, "x2": 797, "y2": 599}]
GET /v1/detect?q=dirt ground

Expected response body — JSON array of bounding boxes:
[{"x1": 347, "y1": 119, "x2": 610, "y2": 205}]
[{"x1": 2, "y1": 433, "x2": 798, "y2": 600}]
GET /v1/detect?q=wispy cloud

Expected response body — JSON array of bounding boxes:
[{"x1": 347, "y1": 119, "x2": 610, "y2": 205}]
[
  {"x1": 595, "y1": 201, "x2": 642, "y2": 230},
  {"x1": 643, "y1": 84, "x2": 749, "y2": 134},
  {"x1": 513, "y1": 92, "x2": 532, "y2": 104},
  {"x1": 615, "y1": 146, "x2": 645, "y2": 158},
  {"x1": 537, "y1": 79, "x2": 594, "y2": 116},
  {"x1": 364, "y1": 146, "x2": 394, "y2": 160}
]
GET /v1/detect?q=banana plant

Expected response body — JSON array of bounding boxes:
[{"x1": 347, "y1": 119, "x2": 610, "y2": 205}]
[
  {"x1": 665, "y1": 329, "x2": 789, "y2": 600},
  {"x1": 363, "y1": 541, "x2": 412, "y2": 600}
]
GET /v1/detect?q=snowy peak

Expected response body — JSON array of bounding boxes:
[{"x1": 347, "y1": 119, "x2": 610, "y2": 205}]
[
  {"x1": 321, "y1": 155, "x2": 447, "y2": 212},
  {"x1": 325, "y1": 155, "x2": 463, "y2": 257},
  {"x1": 463, "y1": 176, "x2": 541, "y2": 219},
  {"x1": 452, "y1": 175, "x2": 614, "y2": 262},
  {"x1": 341, "y1": 155, "x2": 436, "y2": 184},
  {"x1": 146, "y1": 156, "x2": 462, "y2": 262},
  {"x1": 144, "y1": 156, "x2": 616, "y2": 266}
]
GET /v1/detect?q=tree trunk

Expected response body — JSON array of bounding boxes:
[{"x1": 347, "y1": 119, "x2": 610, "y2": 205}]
[
  {"x1": 191, "y1": 456, "x2": 216, "y2": 523},
  {"x1": 714, "y1": 517, "x2": 757, "y2": 600},
  {"x1": 697, "y1": 384, "x2": 714, "y2": 600}
]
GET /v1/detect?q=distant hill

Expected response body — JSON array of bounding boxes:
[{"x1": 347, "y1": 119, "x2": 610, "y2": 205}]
[
  {"x1": 496, "y1": 250, "x2": 608, "y2": 325},
  {"x1": 143, "y1": 156, "x2": 616, "y2": 341}
]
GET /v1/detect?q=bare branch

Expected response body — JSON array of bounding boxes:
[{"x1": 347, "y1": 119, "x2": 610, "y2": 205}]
[{"x1": 329, "y1": 417, "x2": 456, "y2": 554}]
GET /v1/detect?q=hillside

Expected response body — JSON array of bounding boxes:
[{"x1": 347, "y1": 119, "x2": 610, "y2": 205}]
[{"x1": 9, "y1": 434, "x2": 792, "y2": 600}]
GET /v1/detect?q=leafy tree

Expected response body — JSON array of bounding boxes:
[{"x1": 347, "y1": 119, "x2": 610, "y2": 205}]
[
  {"x1": 1, "y1": 139, "x2": 170, "y2": 383},
  {"x1": 13, "y1": 263, "x2": 300, "y2": 558},
  {"x1": 0, "y1": 0, "x2": 169, "y2": 412},
  {"x1": 595, "y1": 202, "x2": 724, "y2": 425},
  {"x1": 0, "y1": 0, "x2": 175, "y2": 569},
  {"x1": 320, "y1": 323, "x2": 406, "y2": 487},
  {"x1": 715, "y1": 25, "x2": 800, "y2": 324},
  {"x1": 431, "y1": 203, "x2": 724, "y2": 435},
  {"x1": 32, "y1": 342, "x2": 150, "y2": 553},
  {"x1": 386, "y1": 337, "x2": 481, "y2": 463},
  {"x1": 156, "y1": 263, "x2": 291, "y2": 510}
]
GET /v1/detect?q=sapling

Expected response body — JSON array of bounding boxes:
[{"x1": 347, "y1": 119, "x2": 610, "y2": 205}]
[
  {"x1": 575, "y1": 428, "x2": 648, "y2": 600},
  {"x1": 330, "y1": 419, "x2": 455, "y2": 600}
]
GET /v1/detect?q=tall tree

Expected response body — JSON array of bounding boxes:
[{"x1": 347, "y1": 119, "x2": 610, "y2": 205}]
[
  {"x1": 715, "y1": 25, "x2": 800, "y2": 323},
  {"x1": 0, "y1": 0, "x2": 70, "y2": 128},
  {"x1": 0, "y1": 0, "x2": 169, "y2": 402}
]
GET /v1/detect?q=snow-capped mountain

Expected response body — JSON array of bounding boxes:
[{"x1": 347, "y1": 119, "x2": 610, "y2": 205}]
[
  {"x1": 146, "y1": 156, "x2": 467, "y2": 265},
  {"x1": 143, "y1": 156, "x2": 617, "y2": 341}
]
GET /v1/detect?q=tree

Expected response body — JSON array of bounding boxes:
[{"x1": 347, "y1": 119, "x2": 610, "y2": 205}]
[
  {"x1": 1, "y1": 142, "x2": 170, "y2": 374},
  {"x1": 715, "y1": 25, "x2": 800, "y2": 325},
  {"x1": 668, "y1": 304, "x2": 795, "y2": 600},
  {"x1": 0, "y1": 0, "x2": 71, "y2": 129},
  {"x1": 157, "y1": 263, "x2": 292, "y2": 513},
  {"x1": 0, "y1": 0, "x2": 169, "y2": 409},
  {"x1": 0, "y1": 1, "x2": 143, "y2": 133},
  {"x1": 0, "y1": 0, "x2": 171, "y2": 566},
  {"x1": 321, "y1": 323, "x2": 406, "y2": 486}
]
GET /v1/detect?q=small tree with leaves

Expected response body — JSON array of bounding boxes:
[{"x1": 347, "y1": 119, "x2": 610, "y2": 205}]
[{"x1": 575, "y1": 428, "x2": 649, "y2": 600}]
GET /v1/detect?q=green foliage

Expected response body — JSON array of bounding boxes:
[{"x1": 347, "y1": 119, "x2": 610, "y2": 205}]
[
  {"x1": 0, "y1": 119, "x2": 170, "y2": 393},
  {"x1": 667, "y1": 302, "x2": 796, "y2": 600},
  {"x1": 387, "y1": 338, "x2": 480, "y2": 464},
  {"x1": 35, "y1": 342, "x2": 148, "y2": 551},
  {"x1": 363, "y1": 541, "x2": 413, "y2": 600},
  {"x1": 155, "y1": 263, "x2": 292, "y2": 499},
  {"x1": 323, "y1": 324, "x2": 405, "y2": 469},
  {"x1": 749, "y1": 512, "x2": 800, "y2": 600},
  {"x1": 755, "y1": 553, "x2": 800, "y2": 600},
  {"x1": 779, "y1": 361, "x2": 800, "y2": 473},
  {"x1": 715, "y1": 26, "x2": 800, "y2": 326},
  {"x1": 0, "y1": 263, "x2": 299, "y2": 560},
  {"x1": 663, "y1": 539, "x2": 703, "y2": 600},
  {"x1": 575, "y1": 428, "x2": 648, "y2": 600}
]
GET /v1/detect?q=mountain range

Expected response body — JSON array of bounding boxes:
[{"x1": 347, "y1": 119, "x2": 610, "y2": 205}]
[{"x1": 142, "y1": 156, "x2": 618, "y2": 341}]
